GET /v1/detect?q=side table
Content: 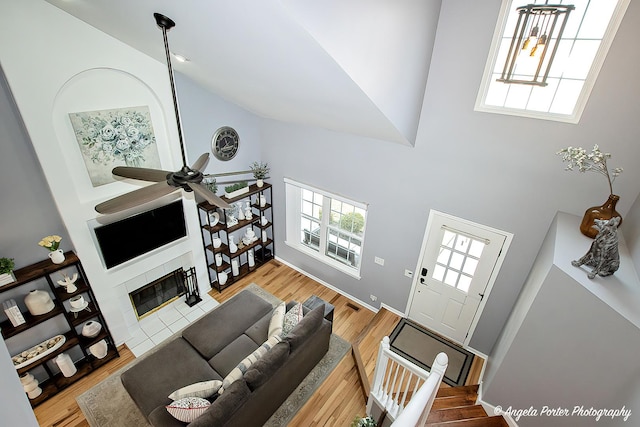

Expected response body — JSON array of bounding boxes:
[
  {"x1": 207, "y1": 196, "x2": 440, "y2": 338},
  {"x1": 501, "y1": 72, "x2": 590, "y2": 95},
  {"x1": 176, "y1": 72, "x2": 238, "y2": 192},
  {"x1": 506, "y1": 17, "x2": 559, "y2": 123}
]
[{"x1": 303, "y1": 295, "x2": 334, "y2": 323}]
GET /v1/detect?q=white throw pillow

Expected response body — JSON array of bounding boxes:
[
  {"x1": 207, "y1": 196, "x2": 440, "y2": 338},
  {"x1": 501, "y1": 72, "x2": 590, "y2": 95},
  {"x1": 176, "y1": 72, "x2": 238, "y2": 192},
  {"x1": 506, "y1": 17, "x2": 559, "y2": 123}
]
[
  {"x1": 268, "y1": 302, "x2": 286, "y2": 338},
  {"x1": 168, "y1": 380, "x2": 222, "y2": 400},
  {"x1": 219, "y1": 334, "x2": 282, "y2": 394},
  {"x1": 166, "y1": 397, "x2": 210, "y2": 423}
]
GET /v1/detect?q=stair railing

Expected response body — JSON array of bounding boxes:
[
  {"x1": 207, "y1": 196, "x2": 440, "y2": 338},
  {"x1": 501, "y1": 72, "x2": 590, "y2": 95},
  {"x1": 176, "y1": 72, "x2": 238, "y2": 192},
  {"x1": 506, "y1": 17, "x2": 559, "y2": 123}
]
[
  {"x1": 389, "y1": 352, "x2": 448, "y2": 426},
  {"x1": 366, "y1": 336, "x2": 448, "y2": 424}
]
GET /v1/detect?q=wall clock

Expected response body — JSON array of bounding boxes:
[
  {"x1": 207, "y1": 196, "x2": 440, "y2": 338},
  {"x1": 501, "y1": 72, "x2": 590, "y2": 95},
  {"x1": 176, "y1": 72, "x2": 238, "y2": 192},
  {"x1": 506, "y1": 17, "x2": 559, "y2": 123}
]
[{"x1": 211, "y1": 126, "x2": 240, "y2": 161}]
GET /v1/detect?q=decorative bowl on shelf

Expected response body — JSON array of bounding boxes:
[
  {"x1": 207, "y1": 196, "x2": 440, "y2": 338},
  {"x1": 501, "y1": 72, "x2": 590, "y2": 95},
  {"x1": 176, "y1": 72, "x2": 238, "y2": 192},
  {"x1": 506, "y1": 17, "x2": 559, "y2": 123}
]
[
  {"x1": 11, "y1": 335, "x2": 66, "y2": 369},
  {"x1": 81, "y1": 320, "x2": 102, "y2": 338},
  {"x1": 89, "y1": 339, "x2": 108, "y2": 359}
]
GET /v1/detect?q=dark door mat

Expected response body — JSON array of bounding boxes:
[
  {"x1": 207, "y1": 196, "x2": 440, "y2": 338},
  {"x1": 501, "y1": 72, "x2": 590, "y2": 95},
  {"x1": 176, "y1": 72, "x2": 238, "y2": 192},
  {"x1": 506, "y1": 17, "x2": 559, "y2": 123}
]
[{"x1": 389, "y1": 318, "x2": 474, "y2": 387}]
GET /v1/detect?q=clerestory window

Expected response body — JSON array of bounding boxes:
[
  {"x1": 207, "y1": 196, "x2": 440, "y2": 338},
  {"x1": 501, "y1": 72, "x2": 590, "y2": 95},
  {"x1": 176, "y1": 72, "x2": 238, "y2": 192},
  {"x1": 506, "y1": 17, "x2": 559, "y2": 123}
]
[{"x1": 475, "y1": 0, "x2": 630, "y2": 123}]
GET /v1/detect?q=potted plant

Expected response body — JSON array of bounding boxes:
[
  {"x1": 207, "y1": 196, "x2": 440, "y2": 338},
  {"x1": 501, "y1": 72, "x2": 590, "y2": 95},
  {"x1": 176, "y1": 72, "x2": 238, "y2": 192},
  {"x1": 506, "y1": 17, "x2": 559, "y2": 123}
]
[
  {"x1": 351, "y1": 415, "x2": 376, "y2": 427},
  {"x1": 556, "y1": 144, "x2": 624, "y2": 238},
  {"x1": 0, "y1": 257, "x2": 16, "y2": 286},
  {"x1": 250, "y1": 161, "x2": 270, "y2": 187},
  {"x1": 203, "y1": 176, "x2": 218, "y2": 194},
  {"x1": 224, "y1": 181, "x2": 249, "y2": 199}
]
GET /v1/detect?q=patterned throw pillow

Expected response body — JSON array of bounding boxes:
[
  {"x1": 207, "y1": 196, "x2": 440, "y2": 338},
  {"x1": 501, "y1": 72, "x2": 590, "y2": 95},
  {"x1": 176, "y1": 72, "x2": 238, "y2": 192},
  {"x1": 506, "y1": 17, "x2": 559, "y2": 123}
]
[
  {"x1": 282, "y1": 302, "x2": 304, "y2": 337},
  {"x1": 168, "y1": 380, "x2": 223, "y2": 400},
  {"x1": 218, "y1": 334, "x2": 282, "y2": 394},
  {"x1": 166, "y1": 397, "x2": 210, "y2": 423},
  {"x1": 268, "y1": 302, "x2": 286, "y2": 338}
]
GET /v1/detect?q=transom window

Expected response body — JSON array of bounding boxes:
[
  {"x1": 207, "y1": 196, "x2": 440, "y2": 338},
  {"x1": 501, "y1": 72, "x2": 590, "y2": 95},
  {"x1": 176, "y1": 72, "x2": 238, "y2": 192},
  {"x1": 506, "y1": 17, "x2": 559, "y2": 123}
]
[
  {"x1": 432, "y1": 229, "x2": 486, "y2": 294},
  {"x1": 476, "y1": 0, "x2": 630, "y2": 123},
  {"x1": 285, "y1": 178, "x2": 367, "y2": 278}
]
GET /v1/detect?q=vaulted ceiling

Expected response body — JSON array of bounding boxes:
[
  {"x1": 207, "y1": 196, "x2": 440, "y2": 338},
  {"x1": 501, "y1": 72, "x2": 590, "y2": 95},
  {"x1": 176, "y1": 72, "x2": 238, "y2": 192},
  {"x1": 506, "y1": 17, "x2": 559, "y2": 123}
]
[{"x1": 46, "y1": 0, "x2": 442, "y2": 146}]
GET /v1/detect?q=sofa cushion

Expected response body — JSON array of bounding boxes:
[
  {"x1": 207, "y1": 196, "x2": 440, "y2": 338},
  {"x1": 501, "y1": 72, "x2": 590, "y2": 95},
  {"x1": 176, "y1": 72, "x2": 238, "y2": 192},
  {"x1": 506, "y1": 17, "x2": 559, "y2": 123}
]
[
  {"x1": 188, "y1": 379, "x2": 251, "y2": 427},
  {"x1": 168, "y1": 380, "x2": 223, "y2": 400},
  {"x1": 284, "y1": 304, "x2": 324, "y2": 352},
  {"x1": 208, "y1": 335, "x2": 259, "y2": 377},
  {"x1": 244, "y1": 311, "x2": 271, "y2": 345},
  {"x1": 182, "y1": 290, "x2": 272, "y2": 359},
  {"x1": 166, "y1": 397, "x2": 210, "y2": 423},
  {"x1": 121, "y1": 337, "x2": 220, "y2": 418},
  {"x1": 219, "y1": 334, "x2": 282, "y2": 393},
  {"x1": 244, "y1": 340, "x2": 290, "y2": 391}
]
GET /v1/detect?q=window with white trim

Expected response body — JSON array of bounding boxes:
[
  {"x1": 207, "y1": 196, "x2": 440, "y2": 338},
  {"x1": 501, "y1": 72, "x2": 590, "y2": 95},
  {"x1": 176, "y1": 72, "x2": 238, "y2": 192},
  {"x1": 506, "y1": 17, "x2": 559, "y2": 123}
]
[
  {"x1": 475, "y1": 0, "x2": 630, "y2": 123},
  {"x1": 285, "y1": 178, "x2": 367, "y2": 278}
]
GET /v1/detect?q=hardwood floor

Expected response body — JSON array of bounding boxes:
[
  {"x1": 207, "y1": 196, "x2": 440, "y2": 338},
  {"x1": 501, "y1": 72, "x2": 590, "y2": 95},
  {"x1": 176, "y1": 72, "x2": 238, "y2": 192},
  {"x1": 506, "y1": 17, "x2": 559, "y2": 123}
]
[{"x1": 33, "y1": 259, "x2": 483, "y2": 426}]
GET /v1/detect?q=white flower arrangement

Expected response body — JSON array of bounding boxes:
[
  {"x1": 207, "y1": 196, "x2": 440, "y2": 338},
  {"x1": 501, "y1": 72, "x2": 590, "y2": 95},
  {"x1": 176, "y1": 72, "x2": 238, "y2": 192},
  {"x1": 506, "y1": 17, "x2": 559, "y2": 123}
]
[{"x1": 556, "y1": 144, "x2": 623, "y2": 194}]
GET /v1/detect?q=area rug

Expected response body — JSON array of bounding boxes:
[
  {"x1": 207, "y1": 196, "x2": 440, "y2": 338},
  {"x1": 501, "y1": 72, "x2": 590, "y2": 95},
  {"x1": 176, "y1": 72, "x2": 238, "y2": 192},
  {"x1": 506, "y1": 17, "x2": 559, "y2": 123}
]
[
  {"x1": 388, "y1": 318, "x2": 474, "y2": 387},
  {"x1": 77, "y1": 283, "x2": 350, "y2": 426}
]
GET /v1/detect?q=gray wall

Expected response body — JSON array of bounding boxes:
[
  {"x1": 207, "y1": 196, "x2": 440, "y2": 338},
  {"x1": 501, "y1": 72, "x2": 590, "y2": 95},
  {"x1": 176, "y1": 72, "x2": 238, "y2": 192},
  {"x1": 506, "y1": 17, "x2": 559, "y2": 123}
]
[
  {"x1": 261, "y1": 0, "x2": 640, "y2": 355},
  {"x1": 0, "y1": 67, "x2": 62, "y2": 425},
  {"x1": 0, "y1": 68, "x2": 72, "y2": 267}
]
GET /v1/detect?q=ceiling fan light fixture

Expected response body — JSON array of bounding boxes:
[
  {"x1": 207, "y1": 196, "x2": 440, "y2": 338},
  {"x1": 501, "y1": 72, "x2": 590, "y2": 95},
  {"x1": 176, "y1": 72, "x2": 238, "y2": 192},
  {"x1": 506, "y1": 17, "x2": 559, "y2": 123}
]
[{"x1": 93, "y1": 13, "x2": 231, "y2": 214}]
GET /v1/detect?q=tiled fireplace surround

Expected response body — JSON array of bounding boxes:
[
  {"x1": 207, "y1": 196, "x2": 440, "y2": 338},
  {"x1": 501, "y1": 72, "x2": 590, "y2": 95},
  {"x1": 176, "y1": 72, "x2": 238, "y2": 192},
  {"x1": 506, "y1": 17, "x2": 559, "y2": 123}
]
[{"x1": 114, "y1": 252, "x2": 219, "y2": 357}]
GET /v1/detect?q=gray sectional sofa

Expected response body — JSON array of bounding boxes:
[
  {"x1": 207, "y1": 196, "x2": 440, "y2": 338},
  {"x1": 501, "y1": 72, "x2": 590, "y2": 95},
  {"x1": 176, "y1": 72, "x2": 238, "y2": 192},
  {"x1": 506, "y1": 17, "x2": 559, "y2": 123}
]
[{"x1": 121, "y1": 289, "x2": 332, "y2": 426}]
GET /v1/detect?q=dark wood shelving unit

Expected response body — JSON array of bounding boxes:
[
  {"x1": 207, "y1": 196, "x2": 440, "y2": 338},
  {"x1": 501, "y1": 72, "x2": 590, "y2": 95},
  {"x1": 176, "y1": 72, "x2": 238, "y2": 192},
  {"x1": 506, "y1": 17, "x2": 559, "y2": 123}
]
[
  {"x1": 0, "y1": 251, "x2": 119, "y2": 407},
  {"x1": 197, "y1": 183, "x2": 275, "y2": 292}
]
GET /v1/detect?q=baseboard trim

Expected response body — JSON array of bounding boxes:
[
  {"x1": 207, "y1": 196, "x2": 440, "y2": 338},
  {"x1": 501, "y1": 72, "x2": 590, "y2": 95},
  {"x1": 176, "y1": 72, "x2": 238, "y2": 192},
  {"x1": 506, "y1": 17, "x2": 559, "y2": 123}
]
[
  {"x1": 275, "y1": 256, "x2": 378, "y2": 313},
  {"x1": 380, "y1": 303, "x2": 405, "y2": 318},
  {"x1": 478, "y1": 397, "x2": 520, "y2": 427}
]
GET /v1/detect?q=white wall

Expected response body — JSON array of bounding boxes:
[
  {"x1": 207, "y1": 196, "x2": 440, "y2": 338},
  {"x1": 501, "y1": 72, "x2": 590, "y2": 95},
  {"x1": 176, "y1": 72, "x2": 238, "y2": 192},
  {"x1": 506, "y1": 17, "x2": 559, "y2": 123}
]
[
  {"x1": 622, "y1": 192, "x2": 640, "y2": 274},
  {"x1": 0, "y1": 1, "x2": 260, "y2": 347},
  {"x1": 481, "y1": 213, "x2": 640, "y2": 426},
  {"x1": 2, "y1": 0, "x2": 639, "y2": 358}
]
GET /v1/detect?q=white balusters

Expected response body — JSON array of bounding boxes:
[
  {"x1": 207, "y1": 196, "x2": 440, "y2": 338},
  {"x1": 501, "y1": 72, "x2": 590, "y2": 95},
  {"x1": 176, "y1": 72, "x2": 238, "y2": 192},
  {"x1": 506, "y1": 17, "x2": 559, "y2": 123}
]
[{"x1": 367, "y1": 336, "x2": 449, "y2": 425}]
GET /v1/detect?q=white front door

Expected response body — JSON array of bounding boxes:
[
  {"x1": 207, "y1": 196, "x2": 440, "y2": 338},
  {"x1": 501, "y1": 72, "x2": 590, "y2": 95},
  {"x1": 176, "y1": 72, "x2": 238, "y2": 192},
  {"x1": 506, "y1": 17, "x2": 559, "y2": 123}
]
[{"x1": 408, "y1": 211, "x2": 510, "y2": 345}]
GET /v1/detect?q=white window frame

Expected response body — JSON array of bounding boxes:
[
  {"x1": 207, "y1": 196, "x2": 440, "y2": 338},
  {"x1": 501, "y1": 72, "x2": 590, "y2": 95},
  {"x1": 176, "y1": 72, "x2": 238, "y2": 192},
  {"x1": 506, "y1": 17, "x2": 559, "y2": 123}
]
[
  {"x1": 475, "y1": 0, "x2": 630, "y2": 123},
  {"x1": 284, "y1": 178, "x2": 367, "y2": 279}
]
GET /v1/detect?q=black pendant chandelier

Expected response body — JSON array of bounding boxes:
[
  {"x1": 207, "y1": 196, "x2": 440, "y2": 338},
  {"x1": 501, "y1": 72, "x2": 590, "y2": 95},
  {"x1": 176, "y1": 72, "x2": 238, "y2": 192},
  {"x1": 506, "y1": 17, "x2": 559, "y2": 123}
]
[{"x1": 497, "y1": 3, "x2": 575, "y2": 87}]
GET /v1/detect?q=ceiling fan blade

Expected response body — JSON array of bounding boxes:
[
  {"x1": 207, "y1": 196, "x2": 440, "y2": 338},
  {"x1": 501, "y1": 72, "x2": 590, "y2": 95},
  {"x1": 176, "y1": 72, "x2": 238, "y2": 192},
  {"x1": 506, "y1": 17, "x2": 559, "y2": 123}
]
[
  {"x1": 191, "y1": 153, "x2": 209, "y2": 171},
  {"x1": 95, "y1": 181, "x2": 178, "y2": 214},
  {"x1": 188, "y1": 182, "x2": 232, "y2": 209},
  {"x1": 112, "y1": 166, "x2": 172, "y2": 182}
]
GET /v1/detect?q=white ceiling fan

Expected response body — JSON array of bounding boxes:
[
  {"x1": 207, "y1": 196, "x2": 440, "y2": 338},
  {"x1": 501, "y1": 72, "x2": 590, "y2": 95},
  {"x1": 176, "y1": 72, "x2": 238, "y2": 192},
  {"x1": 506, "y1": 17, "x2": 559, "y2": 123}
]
[{"x1": 95, "y1": 13, "x2": 231, "y2": 214}]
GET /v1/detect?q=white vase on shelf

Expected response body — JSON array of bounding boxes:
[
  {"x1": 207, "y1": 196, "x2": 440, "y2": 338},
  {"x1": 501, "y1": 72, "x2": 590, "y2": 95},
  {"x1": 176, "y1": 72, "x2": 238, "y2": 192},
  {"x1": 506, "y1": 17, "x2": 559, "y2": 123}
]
[
  {"x1": 212, "y1": 237, "x2": 222, "y2": 249},
  {"x1": 55, "y1": 353, "x2": 77, "y2": 377},
  {"x1": 259, "y1": 195, "x2": 267, "y2": 208},
  {"x1": 262, "y1": 230, "x2": 268, "y2": 243},
  {"x1": 48, "y1": 249, "x2": 65, "y2": 264},
  {"x1": 248, "y1": 250, "x2": 255, "y2": 268},
  {"x1": 237, "y1": 202, "x2": 245, "y2": 221},
  {"x1": 215, "y1": 253, "x2": 223, "y2": 267},
  {"x1": 229, "y1": 236, "x2": 238, "y2": 253},
  {"x1": 231, "y1": 259, "x2": 240, "y2": 277},
  {"x1": 24, "y1": 290, "x2": 55, "y2": 316},
  {"x1": 218, "y1": 271, "x2": 228, "y2": 285}
]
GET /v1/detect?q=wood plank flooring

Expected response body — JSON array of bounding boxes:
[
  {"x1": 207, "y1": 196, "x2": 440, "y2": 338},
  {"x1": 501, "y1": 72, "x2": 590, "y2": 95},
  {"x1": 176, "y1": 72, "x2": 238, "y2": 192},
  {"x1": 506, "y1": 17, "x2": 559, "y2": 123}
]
[{"x1": 33, "y1": 259, "x2": 482, "y2": 426}]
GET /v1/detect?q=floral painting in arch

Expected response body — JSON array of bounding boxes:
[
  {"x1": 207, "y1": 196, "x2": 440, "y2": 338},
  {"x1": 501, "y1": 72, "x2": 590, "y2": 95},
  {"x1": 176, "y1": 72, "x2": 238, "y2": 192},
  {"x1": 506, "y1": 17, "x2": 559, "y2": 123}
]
[{"x1": 69, "y1": 105, "x2": 162, "y2": 187}]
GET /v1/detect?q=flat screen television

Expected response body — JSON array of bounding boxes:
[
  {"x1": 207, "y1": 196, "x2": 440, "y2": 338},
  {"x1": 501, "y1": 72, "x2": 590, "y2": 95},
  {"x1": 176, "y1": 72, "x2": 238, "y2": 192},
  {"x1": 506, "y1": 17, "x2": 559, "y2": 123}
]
[{"x1": 94, "y1": 200, "x2": 187, "y2": 269}]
